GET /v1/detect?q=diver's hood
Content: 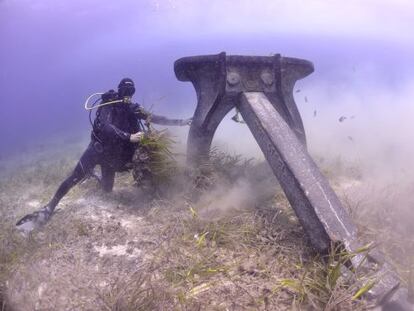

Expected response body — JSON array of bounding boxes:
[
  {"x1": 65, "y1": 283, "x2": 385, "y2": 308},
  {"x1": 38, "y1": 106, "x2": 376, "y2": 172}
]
[{"x1": 118, "y1": 78, "x2": 135, "y2": 98}]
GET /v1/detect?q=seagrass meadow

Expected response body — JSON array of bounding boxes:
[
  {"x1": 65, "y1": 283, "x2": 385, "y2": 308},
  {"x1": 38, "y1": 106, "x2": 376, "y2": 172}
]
[{"x1": 0, "y1": 134, "x2": 413, "y2": 310}]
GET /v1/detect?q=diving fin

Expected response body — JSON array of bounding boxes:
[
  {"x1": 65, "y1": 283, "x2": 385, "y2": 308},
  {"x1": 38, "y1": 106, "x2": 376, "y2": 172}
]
[{"x1": 16, "y1": 205, "x2": 52, "y2": 234}]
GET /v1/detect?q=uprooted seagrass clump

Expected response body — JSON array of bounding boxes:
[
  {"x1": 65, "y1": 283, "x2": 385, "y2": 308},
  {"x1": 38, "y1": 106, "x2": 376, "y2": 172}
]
[{"x1": 131, "y1": 129, "x2": 178, "y2": 192}]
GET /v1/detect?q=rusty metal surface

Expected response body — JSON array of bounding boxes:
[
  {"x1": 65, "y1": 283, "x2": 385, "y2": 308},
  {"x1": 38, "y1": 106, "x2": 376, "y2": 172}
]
[{"x1": 174, "y1": 52, "x2": 412, "y2": 309}]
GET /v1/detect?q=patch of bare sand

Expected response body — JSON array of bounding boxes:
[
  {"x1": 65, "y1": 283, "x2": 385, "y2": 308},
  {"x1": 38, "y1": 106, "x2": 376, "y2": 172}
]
[{"x1": 6, "y1": 187, "x2": 161, "y2": 310}]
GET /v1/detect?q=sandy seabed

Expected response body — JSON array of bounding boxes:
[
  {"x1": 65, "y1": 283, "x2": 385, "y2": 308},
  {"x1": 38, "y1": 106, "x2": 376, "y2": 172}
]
[{"x1": 0, "y1": 138, "x2": 412, "y2": 311}]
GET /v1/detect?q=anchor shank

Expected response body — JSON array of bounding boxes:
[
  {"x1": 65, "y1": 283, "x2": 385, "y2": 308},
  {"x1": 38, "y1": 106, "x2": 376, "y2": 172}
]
[{"x1": 238, "y1": 92, "x2": 359, "y2": 253}]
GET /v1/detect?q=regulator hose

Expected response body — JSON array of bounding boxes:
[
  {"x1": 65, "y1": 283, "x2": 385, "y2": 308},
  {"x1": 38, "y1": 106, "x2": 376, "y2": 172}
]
[{"x1": 84, "y1": 92, "x2": 123, "y2": 110}]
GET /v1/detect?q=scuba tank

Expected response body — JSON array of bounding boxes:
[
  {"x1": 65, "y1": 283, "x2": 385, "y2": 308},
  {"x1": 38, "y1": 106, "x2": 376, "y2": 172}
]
[
  {"x1": 87, "y1": 90, "x2": 119, "y2": 153},
  {"x1": 86, "y1": 89, "x2": 119, "y2": 128}
]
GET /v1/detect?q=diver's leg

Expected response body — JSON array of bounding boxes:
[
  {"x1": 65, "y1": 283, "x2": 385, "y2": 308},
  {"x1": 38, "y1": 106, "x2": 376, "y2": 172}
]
[
  {"x1": 16, "y1": 143, "x2": 99, "y2": 230},
  {"x1": 47, "y1": 158, "x2": 92, "y2": 211},
  {"x1": 101, "y1": 165, "x2": 115, "y2": 192},
  {"x1": 46, "y1": 143, "x2": 100, "y2": 211}
]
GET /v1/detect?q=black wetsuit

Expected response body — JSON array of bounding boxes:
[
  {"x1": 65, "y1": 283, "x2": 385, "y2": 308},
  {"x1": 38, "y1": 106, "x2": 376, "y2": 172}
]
[{"x1": 46, "y1": 101, "x2": 184, "y2": 212}]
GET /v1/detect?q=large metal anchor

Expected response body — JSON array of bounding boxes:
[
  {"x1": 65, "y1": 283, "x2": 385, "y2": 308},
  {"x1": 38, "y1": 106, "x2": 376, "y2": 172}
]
[{"x1": 174, "y1": 52, "x2": 412, "y2": 309}]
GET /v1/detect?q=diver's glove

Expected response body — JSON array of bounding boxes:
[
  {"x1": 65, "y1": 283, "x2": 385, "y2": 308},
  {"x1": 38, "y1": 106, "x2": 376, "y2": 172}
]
[
  {"x1": 16, "y1": 205, "x2": 53, "y2": 234},
  {"x1": 130, "y1": 131, "x2": 144, "y2": 143},
  {"x1": 180, "y1": 118, "x2": 193, "y2": 126}
]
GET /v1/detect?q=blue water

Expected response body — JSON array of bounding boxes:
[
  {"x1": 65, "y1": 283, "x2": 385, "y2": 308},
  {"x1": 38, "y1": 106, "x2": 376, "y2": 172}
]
[{"x1": 1, "y1": 0, "x2": 414, "y2": 161}]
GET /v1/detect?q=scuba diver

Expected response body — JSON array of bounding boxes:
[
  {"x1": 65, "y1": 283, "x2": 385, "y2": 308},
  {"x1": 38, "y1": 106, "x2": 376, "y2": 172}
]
[{"x1": 16, "y1": 78, "x2": 192, "y2": 233}]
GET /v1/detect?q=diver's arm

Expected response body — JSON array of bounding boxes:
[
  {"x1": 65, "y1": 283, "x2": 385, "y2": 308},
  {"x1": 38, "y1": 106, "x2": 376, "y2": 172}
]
[
  {"x1": 151, "y1": 114, "x2": 191, "y2": 126},
  {"x1": 131, "y1": 103, "x2": 191, "y2": 126},
  {"x1": 106, "y1": 124, "x2": 131, "y2": 140}
]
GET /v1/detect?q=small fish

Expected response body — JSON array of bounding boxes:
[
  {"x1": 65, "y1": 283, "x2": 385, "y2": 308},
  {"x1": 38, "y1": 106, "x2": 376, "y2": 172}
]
[
  {"x1": 305, "y1": 96, "x2": 308, "y2": 103},
  {"x1": 313, "y1": 110, "x2": 317, "y2": 117},
  {"x1": 348, "y1": 136, "x2": 354, "y2": 142},
  {"x1": 339, "y1": 116, "x2": 347, "y2": 122},
  {"x1": 231, "y1": 110, "x2": 246, "y2": 124},
  {"x1": 295, "y1": 89, "x2": 301, "y2": 93}
]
